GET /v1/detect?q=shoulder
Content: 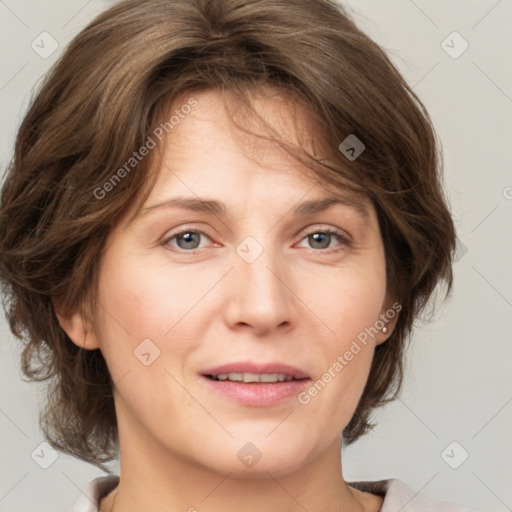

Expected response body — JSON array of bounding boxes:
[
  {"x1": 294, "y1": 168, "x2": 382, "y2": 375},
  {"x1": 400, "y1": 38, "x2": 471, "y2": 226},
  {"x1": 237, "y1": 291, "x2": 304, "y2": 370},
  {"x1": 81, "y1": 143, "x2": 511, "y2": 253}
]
[
  {"x1": 70, "y1": 475, "x2": 119, "y2": 512},
  {"x1": 347, "y1": 478, "x2": 478, "y2": 512}
]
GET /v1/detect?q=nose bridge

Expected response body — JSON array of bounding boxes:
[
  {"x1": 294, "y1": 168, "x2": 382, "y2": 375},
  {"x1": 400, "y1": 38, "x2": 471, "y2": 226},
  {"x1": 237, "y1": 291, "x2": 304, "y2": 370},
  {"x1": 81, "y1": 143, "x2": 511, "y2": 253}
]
[
  {"x1": 240, "y1": 238, "x2": 282, "y2": 296},
  {"x1": 226, "y1": 233, "x2": 294, "y2": 332}
]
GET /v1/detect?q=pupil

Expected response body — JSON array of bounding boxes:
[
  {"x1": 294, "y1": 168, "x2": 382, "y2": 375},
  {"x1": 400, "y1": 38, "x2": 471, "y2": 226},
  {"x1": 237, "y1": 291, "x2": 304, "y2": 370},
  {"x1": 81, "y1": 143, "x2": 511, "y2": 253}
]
[
  {"x1": 310, "y1": 233, "x2": 330, "y2": 249},
  {"x1": 178, "y1": 232, "x2": 200, "y2": 249}
]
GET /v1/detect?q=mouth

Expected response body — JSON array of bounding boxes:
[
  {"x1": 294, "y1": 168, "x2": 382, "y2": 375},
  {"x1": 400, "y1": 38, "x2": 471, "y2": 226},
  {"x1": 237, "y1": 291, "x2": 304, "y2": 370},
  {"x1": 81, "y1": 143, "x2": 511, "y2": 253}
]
[
  {"x1": 204, "y1": 372, "x2": 307, "y2": 383},
  {"x1": 201, "y1": 361, "x2": 309, "y2": 382},
  {"x1": 200, "y1": 362, "x2": 311, "y2": 406}
]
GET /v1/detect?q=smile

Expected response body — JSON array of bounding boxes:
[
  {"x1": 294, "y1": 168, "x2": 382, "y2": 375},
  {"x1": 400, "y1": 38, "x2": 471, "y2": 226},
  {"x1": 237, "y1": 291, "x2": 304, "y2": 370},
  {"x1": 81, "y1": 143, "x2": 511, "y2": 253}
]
[
  {"x1": 200, "y1": 362, "x2": 311, "y2": 406},
  {"x1": 206, "y1": 372, "x2": 301, "y2": 383}
]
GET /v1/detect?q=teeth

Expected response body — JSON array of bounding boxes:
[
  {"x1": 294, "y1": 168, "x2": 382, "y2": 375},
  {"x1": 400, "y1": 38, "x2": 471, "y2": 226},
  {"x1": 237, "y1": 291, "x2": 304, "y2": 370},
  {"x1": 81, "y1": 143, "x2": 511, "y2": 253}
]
[
  {"x1": 213, "y1": 372, "x2": 295, "y2": 383},
  {"x1": 243, "y1": 372, "x2": 260, "y2": 382}
]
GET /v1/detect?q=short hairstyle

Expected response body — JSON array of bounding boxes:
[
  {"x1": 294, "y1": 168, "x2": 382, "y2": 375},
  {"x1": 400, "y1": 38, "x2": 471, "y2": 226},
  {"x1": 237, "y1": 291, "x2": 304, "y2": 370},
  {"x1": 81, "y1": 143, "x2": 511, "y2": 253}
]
[{"x1": 0, "y1": 0, "x2": 455, "y2": 470}]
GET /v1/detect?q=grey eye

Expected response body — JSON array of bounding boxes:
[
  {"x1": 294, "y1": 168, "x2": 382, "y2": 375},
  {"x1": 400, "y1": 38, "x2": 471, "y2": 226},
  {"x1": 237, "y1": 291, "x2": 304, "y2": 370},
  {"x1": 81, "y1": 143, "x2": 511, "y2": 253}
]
[
  {"x1": 165, "y1": 230, "x2": 209, "y2": 251},
  {"x1": 307, "y1": 232, "x2": 333, "y2": 249}
]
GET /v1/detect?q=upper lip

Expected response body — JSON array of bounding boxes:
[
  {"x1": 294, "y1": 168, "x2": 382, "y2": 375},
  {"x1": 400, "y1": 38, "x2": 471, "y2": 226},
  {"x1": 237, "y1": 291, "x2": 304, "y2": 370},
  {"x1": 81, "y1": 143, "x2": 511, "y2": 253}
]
[{"x1": 202, "y1": 361, "x2": 310, "y2": 380}]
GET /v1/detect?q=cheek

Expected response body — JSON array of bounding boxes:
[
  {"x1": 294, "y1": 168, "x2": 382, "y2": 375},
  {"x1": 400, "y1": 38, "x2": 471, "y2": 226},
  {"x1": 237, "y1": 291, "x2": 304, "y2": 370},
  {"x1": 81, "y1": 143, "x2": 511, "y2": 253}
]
[
  {"x1": 93, "y1": 252, "x2": 212, "y2": 384},
  {"x1": 91, "y1": 256, "x2": 202, "y2": 430},
  {"x1": 96, "y1": 248, "x2": 214, "y2": 335},
  {"x1": 303, "y1": 258, "x2": 387, "y2": 341},
  {"x1": 296, "y1": 261, "x2": 386, "y2": 415}
]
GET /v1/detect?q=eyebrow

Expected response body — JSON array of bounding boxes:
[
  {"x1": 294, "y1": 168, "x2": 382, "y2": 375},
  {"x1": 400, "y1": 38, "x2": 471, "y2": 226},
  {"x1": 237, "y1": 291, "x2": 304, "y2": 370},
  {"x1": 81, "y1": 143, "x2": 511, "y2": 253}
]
[
  {"x1": 292, "y1": 195, "x2": 369, "y2": 219},
  {"x1": 136, "y1": 194, "x2": 369, "y2": 222}
]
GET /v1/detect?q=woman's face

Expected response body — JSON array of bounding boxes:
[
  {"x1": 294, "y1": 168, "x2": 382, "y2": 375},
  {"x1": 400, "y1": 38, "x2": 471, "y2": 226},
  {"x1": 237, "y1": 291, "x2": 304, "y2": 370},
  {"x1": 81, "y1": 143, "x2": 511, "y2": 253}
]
[{"x1": 70, "y1": 88, "x2": 394, "y2": 476}]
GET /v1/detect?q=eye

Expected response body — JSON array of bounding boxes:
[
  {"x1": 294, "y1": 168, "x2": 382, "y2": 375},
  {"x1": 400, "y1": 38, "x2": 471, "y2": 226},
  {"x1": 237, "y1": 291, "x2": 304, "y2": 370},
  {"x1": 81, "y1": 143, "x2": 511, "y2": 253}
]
[
  {"x1": 162, "y1": 229, "x2": 212, "y2": 251},
  {"x1": 162, "y1": 227, "x2": 351, "y2": 253},
  {"x1": 297, "y1": 228, "x2": 351, "y2": 252}
]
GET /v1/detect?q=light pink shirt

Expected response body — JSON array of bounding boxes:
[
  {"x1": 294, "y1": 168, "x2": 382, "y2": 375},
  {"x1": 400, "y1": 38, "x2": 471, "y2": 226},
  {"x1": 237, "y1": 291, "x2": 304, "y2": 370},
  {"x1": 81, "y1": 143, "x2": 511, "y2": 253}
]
[{"x1": 71, "y1": 475, "x2": 476, "y2": 511}]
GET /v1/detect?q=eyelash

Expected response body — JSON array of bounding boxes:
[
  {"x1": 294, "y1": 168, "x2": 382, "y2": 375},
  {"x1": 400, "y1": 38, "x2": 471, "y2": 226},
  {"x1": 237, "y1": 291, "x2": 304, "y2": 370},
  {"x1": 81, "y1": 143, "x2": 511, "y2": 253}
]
[{"x1": 161, "y1": 227, "x2": 351, "y2": 254}]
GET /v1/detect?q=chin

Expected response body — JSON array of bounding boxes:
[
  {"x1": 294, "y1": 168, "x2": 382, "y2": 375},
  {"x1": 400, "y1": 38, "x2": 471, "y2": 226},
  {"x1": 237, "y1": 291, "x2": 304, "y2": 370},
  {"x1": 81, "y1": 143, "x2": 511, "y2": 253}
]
[{"x1": 190, "y1": 435, "x2": 318, "y2": 479}]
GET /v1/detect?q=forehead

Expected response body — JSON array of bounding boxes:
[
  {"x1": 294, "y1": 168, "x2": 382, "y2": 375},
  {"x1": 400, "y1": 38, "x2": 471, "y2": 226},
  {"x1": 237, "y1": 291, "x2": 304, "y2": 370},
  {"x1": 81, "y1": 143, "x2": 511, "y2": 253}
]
[
  {"x1": 165, "y1": 86, "x2": 328, "y2": 167},
  {"x1": 125, "y1": 87, "x2": 373, "y2": 226}
]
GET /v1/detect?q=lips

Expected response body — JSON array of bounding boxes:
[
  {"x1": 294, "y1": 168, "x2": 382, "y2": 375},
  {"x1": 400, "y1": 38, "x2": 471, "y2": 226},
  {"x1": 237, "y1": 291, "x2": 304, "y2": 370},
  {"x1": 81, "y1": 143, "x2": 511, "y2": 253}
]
[{"x1": 200, "y1": 361, "x2": 311, "y2": 406}]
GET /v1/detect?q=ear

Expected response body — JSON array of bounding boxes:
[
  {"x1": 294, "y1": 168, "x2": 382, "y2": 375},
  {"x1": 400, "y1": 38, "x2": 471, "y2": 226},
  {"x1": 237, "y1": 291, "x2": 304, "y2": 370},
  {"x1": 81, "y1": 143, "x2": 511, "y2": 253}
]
[
  {"x1": 375, "y1": 296, "x2": 401, "y2": 346},
  {"x1": 52, "y1": 297, "x2": 100, "y2": 350}
]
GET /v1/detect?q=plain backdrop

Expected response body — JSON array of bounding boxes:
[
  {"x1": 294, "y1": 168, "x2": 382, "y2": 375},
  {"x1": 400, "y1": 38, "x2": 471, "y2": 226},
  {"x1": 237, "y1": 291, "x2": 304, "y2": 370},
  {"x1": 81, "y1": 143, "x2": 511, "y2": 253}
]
[{"x1": 1, "y1": 1, "x2": 511, "y2": 511}]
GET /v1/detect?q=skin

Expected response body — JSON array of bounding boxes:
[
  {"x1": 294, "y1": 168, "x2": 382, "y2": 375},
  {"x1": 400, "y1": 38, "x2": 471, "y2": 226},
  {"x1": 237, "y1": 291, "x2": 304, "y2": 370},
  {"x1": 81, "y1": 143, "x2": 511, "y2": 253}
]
[{"x1": 57, "y1": 88, "x2": 398, "y2": 512}]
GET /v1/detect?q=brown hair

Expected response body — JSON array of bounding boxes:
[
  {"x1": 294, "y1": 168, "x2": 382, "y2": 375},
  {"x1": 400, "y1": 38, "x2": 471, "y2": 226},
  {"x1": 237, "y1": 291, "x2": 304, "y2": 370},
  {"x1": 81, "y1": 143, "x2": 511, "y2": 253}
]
[{"x1": 0, "y1": 0, "x2": 455, "y2": 470}]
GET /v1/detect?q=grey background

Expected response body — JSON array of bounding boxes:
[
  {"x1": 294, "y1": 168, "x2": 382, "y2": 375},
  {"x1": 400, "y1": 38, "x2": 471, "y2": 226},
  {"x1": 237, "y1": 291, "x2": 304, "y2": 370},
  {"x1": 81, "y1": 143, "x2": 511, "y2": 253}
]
[{"x1": 1, "y1": 1, "x2": 511, "y2": 511}]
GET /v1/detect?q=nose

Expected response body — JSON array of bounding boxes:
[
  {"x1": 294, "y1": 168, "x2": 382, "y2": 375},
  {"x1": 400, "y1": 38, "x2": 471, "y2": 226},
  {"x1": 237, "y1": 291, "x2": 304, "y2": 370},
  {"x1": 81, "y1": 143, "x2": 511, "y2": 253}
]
[{"x1": 222, "y1": 242, "x2": 297, "y2": 337}]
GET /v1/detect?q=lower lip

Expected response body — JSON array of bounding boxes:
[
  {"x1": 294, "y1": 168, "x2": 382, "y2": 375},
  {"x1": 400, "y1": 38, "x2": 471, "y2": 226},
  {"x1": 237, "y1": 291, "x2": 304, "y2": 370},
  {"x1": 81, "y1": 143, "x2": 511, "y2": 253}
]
[{"x1": 201, "y1": 376, "x2": 310, "y2": 406}]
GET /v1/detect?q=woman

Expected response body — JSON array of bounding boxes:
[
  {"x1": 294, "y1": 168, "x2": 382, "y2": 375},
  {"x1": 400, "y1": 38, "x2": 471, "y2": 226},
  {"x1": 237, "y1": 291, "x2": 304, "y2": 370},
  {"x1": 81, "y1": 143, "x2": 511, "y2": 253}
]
[{"x1": 0, "y1": 0, "x2": 474, "y2": 510}]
